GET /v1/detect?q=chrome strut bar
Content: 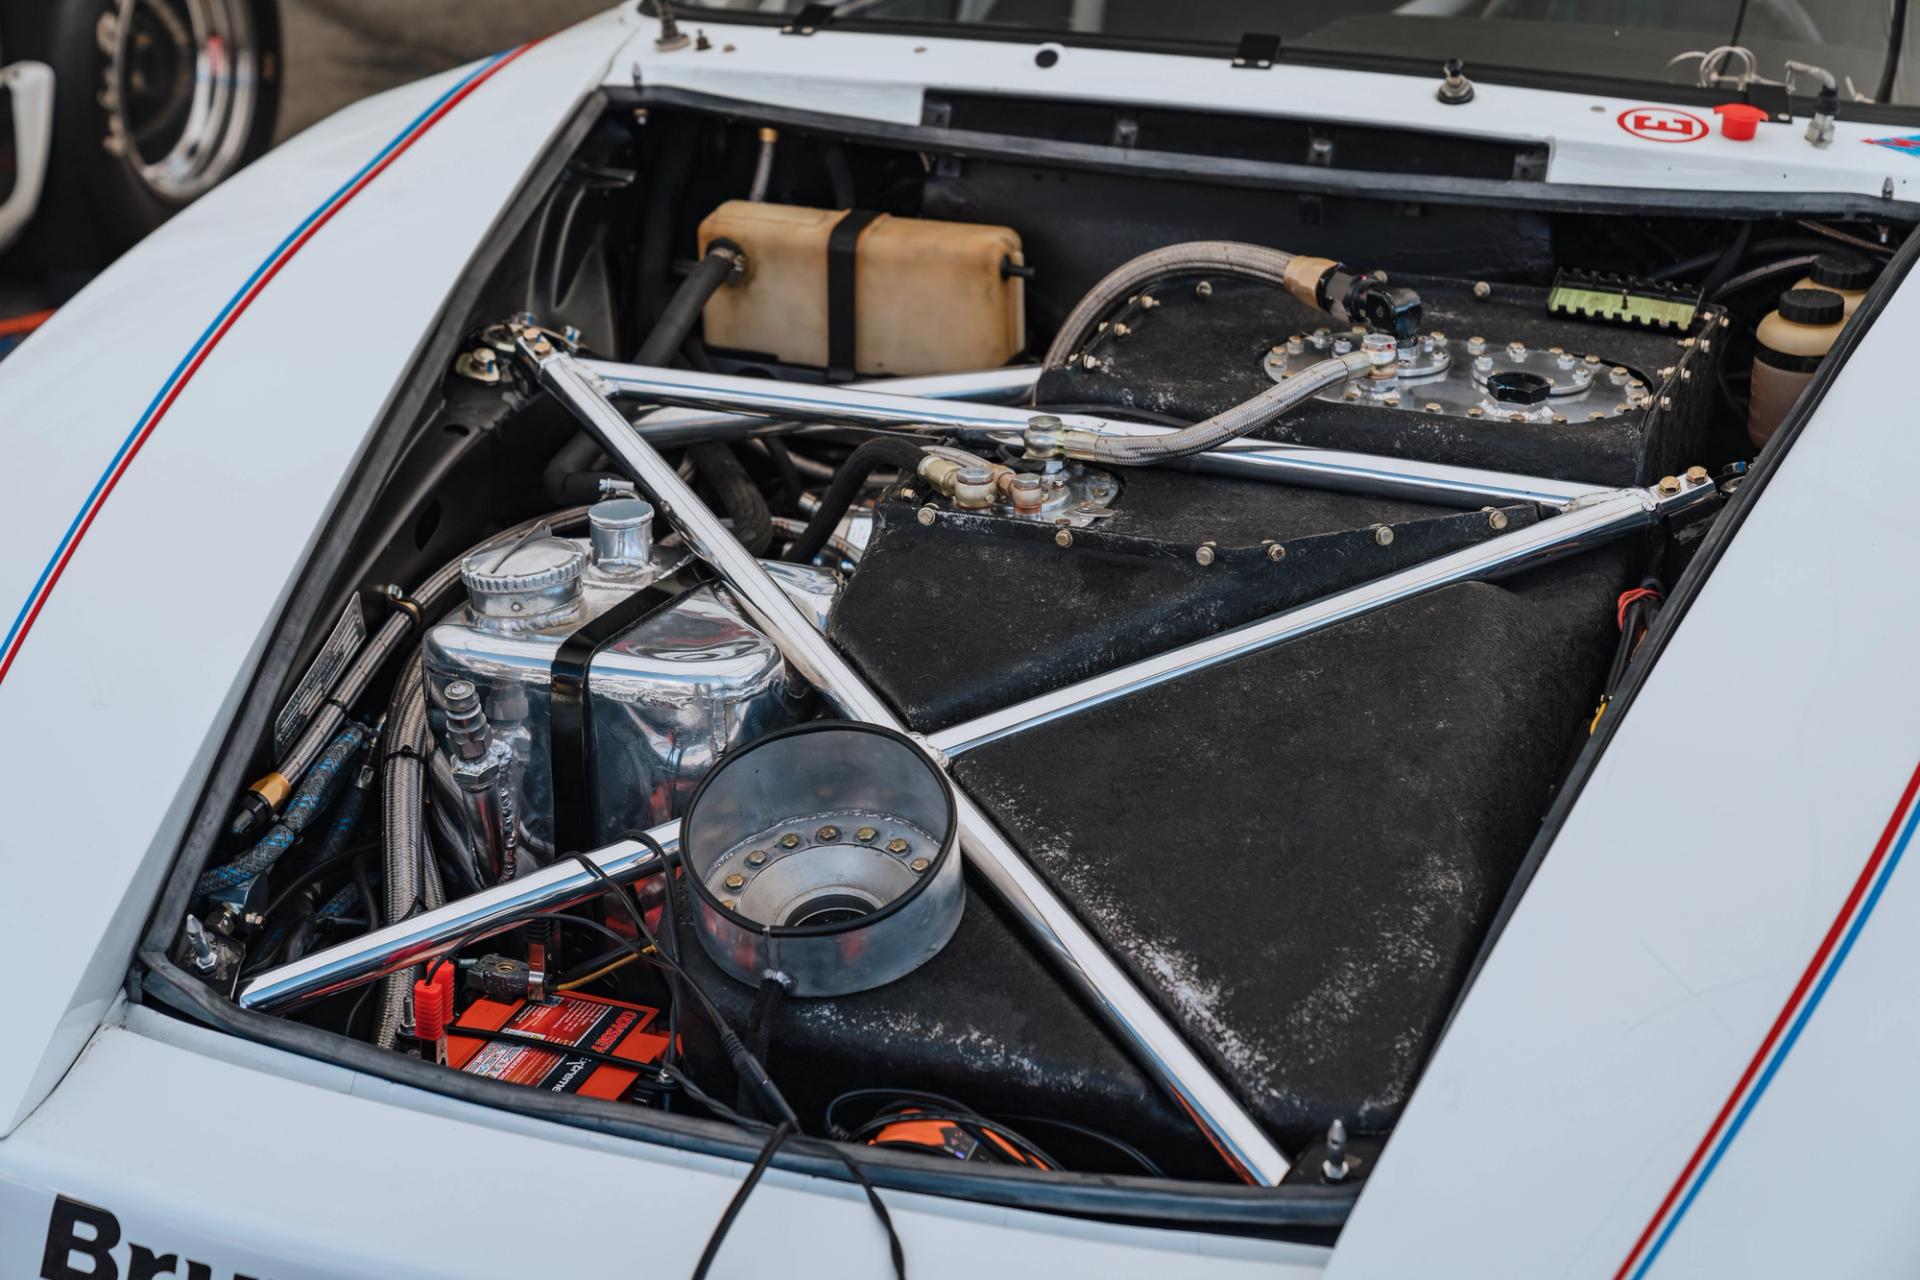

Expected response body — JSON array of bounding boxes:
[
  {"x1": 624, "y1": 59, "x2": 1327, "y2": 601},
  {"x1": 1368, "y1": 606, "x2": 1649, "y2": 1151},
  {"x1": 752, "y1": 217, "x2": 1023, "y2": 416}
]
[
  {"x1": 537, "y1": 346, "x2": 1295, "y2": 1187},
  {"x1": 238, "y1": 831, "x2": 671, "y2": 1012},
  {"x1": 927, "y1": 475, "x2": 1721, "y2": 758},
  {"x1": 581, "y1": 358, "x2": 1610, "y2": 511}
]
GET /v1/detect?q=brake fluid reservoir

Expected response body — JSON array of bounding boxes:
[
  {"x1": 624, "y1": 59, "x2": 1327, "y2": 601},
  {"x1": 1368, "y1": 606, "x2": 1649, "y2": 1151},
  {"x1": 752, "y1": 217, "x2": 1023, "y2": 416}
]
[
  {"x1": 424, "y1": 500, "x2": 841, "y2": 852},
  {"x1": 1749, "y1": 288, "x2": 1846, "y2": 451},
  {"x1": 1791, "y1": 252, "x2": 1876, "y2": 319}
]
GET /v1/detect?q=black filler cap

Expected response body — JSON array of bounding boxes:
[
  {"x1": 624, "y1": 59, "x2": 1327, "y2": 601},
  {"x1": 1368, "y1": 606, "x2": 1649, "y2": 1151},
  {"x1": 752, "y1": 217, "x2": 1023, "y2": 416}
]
[
  {"x1": 1778, "y1": 287, "x2": 1845, "y2": 326},
  {"x1": 1810, "y1": 252, "x2": 1875, "y2": 292},
  {"x1": 1486, "y1": 369, "x2": 1552, "y2": 406}
]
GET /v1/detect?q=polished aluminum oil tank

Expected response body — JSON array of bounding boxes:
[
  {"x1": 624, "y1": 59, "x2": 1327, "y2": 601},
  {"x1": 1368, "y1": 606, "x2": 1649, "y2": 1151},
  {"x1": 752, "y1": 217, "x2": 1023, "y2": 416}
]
[{"x1": 424, "y1": 500, "x2": 840, "y2": 854}]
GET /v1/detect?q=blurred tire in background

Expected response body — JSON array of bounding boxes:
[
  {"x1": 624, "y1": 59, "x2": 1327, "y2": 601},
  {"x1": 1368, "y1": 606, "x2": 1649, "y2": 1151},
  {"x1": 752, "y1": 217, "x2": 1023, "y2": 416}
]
[
  {"x1": 0, "y1": 0, "x2": 612, "y2": 298},
  {"x1": 0, "y1": 0, "x2": 281, "y2": 280}
]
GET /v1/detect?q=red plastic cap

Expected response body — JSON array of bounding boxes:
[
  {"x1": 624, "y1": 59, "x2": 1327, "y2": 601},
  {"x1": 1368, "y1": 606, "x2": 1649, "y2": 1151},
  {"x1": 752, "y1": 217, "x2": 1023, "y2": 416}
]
[
  {"x1": 413, "y1": 967, "x2": 455, "y2": 1041},
  {"x1": 1713, "y1": 103, "x2": 1768, "y2": 141}
]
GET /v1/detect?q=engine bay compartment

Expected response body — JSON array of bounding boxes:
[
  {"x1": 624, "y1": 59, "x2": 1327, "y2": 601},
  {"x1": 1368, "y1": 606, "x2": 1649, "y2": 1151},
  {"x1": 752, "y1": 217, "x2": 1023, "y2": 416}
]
[{"x1": 151, "y1": 90, "x2": 1906, "y2": 1221}]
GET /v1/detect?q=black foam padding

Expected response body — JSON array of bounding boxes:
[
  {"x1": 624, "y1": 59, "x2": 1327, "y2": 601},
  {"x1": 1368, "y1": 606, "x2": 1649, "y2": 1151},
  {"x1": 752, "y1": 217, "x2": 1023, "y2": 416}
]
[
  {"x1": 830, "y1": 468, "x2": 1532, "y2": 732},
  {"x1": 673, "y1": 882, "x2": 1234, "y2": 1181},
  {"x1": 1037, "y1": 275, "x2": 1724, "y2": 486},
  {"x1": 952, "y1": 544, "x2": 1633, "y2": 1143}
]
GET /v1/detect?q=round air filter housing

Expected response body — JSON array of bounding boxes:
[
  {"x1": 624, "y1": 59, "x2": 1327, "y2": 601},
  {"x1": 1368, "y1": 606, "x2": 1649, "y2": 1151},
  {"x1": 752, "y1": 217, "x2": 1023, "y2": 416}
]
[{"x1": 681, "y1": 722, "x2": 962, "y2": 996}]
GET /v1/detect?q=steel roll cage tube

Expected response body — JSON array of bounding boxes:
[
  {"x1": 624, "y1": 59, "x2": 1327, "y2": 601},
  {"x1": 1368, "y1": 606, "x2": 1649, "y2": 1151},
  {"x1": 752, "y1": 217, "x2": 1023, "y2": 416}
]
[
  {"x1": 237, "y1": 830, "x2": 670, "y2": 1012},
  {"x1": 577, "y1": 357, "x2": 1609, "y2": 510},
  {"x1": 538, "y1": 344, "x2": 1294, "y2": 1187},
  {"x1": 629, "y1": 365, "x2": 1045, "y2": 447},
  {"x1": 928, "y1": 479, "x2": 1719, "y2": 759}
]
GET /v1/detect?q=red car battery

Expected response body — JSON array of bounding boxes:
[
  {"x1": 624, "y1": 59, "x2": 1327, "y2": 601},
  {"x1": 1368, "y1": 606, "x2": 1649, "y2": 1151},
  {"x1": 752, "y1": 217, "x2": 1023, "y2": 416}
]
[{"x1": 448, "y1": 991, "x2": 668, "y2": 1102}]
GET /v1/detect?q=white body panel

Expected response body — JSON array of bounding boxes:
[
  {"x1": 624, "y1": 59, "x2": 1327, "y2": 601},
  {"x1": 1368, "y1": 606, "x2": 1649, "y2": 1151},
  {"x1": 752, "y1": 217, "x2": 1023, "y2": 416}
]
[
  {"x1": 1, "y1": 7, "x2": 1918, "y2": 1275},
  {"x1": 1, "y1": 1006, "x2": 1321, "y2": 1278},
  {"x1": 619, "y1": 18, "x2": 1920, "y2": 202},
  {"x1": 0, "y1": 14, "x2": 631, "y2": 1134}
]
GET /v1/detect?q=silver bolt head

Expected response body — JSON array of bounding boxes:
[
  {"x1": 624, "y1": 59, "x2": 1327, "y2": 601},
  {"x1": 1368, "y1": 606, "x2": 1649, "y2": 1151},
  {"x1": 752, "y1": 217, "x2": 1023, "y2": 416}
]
[
  {"x1": 916, "y1": 505, "x2": 937, "y2": 526},
  {"x1": 1373, "y1": 525, "x2": 1395, "y2": 546}
]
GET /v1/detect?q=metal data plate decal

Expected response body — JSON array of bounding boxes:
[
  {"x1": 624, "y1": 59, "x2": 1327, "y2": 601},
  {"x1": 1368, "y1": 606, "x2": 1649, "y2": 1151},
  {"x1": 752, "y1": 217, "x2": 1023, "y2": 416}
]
[{"x1": 273, "y1": 595, "x2": 365, "y2": 755}]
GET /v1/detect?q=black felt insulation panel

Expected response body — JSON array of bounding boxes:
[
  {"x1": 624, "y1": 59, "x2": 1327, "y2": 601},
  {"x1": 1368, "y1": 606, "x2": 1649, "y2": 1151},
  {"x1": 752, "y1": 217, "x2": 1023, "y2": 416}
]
[
  {"x1": 680, "y1": 545, "x2": 1633, "y2": 1168},
  {"x1": 674, "y1": 882, "x2": 1234, "y2": 1181},
  {"x1": 830, "y1": 468, "x2": 1533, "y2": 732},
  {"x1": 1037, "y1": 275, "x2": 1725, "y2": 486},
  {"x1": 952, "y1": 543, "x2": 1635, "y2": 1142}
]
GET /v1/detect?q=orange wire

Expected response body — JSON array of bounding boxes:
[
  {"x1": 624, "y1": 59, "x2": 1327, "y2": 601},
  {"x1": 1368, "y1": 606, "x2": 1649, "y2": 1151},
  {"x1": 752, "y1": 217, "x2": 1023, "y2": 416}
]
[{"x1": 0, "y1": 309, "x2": 54, "y2": 338}]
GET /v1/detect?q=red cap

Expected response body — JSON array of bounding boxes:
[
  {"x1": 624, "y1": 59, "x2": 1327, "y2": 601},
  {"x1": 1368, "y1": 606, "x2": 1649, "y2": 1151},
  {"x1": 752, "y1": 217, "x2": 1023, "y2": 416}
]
[
  {"x1": 1713, "y1": 103, "x2": 1768, "y2": 142},
  {"x1": 413, "y1": 966, "x2": 455, "y2": 1041}
]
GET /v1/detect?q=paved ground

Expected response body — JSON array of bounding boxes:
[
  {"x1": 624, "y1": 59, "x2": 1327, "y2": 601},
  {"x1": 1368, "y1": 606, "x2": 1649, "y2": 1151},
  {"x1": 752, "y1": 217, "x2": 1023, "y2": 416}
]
[{"x1": 277, "y1": 0, "x2": 618, "y2": 141}]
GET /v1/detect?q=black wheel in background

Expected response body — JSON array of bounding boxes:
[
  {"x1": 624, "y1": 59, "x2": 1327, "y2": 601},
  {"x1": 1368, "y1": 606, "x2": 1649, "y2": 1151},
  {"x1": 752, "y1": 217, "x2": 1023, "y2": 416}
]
[{"x1": 1, "y1": 0, "x2": 280, "y2": 284}]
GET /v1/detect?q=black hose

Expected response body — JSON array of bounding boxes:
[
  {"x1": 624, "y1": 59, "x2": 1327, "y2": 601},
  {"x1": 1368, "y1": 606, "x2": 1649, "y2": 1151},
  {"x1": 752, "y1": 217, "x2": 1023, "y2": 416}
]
[
  {"x1": 760, "y1": 438, "x2": 804, "y2": 515},
  {"x1": 783, "y1": 437, "x2": 926, "y2": 564},
  {"x1": 1652, "y1": 236, "x2": 1867, "y2": 283},
  {"x1": 821, "y1": 139, "x2": 857, "y2": 209},
  {"x1": 634, "y1": 121, "x2": 698, "y2": 338},
  {"x1": 640, "y1": 241, "x2": 740, "y2": 366},
  {"x1": 542, "y1": 241, "x2": 744, "y2": 505},
  {"x1": 1700, "y1": 221, "x2": 1752, "y2": 296},
  {"x1": 689, "y1": 441, "x2": 774, "y2": 555},
  {"x1": 1711, "y1": 255, "x2": 1823, "y2": 302}
]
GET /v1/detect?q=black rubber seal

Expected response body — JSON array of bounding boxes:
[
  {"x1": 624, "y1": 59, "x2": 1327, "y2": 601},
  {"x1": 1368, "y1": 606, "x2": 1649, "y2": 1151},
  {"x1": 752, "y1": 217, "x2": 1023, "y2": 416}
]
[
  {"x1": 549, "y1": 579, "x2": 690, "y2": 854},
  {"x1": 827, "y1": 208, "x2": 882, "y2": 381}
]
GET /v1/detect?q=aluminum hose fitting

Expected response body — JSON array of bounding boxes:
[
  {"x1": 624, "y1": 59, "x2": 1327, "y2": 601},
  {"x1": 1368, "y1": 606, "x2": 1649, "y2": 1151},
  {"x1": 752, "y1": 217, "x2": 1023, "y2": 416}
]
[
  {"x1": 441, "y1": 679, "x2": 519, "y2": 887},
  {"x1": 914, "y1": 449, "x2": 1014, "y2": 509}
]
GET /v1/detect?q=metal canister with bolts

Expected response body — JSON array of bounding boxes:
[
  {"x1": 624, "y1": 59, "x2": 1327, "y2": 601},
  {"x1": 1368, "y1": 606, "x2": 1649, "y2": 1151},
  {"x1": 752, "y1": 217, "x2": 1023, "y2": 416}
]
[{"x1": 679, "y1": 721, "x2": 963, "y2": 996}]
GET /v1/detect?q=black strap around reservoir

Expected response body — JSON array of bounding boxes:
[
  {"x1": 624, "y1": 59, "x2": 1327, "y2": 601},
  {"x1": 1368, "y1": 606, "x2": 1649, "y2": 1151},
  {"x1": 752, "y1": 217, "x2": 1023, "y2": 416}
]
[
  {"x1": 549, "y1": 582, "x2": 685, "y2": 855},
  {"x1": 827, "y1": 208, "x2": 882, "y2": 381}
]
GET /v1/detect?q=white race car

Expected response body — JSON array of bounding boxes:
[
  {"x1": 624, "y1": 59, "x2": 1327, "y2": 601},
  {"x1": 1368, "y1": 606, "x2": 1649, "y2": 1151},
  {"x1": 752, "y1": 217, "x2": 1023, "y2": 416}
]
[{"x1": 3, "y1": 4, "x2": 1917, "y2": 1277}]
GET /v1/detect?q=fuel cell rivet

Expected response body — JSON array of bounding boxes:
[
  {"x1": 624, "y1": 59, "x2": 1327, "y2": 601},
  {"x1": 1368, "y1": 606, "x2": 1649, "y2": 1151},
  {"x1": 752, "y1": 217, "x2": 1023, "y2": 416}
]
[
  {"x1": 746, "y1": 849, "x2": 768, "y2": 866},
  {"x1": 1194, "y1": 280, "x2": 1213, "y2": 299},
  {"x1": 917, "y1": 505, "x2": 937, "y2": 526},
  {"x1": 816, "y1": 825, "x2": 841, "y2": 842},
  {"x1": 1488, "y1": 509, "x2": 1509, "y2": 530},
  {"x1": 1195, "y1": 543, "x2": 1216, "y2": 566},
  {"x1": 1373, "y1": 524, "x2": 1395, "y2": 546},
  {"x1": 779, "y1": 833, "x2": 802, "y2": 849},
  {"x1": 909, "y1": 857, "x2": 931, "y2": 874},
  {"x1": 1265, "y1": 541, "x2": 1286, "y2": 562},
  {"x1": 724, "y1": 872, "x2": 746, "y2": 891},
  {"x1": 887, "y1": 837, "x2": 911, "y2": 854},
  {"x1": 1472, "y1": 280, "x2": 1492, "y2": 299},
  {"x1": 856, "y1": 827, "x2": 878, "y2": 842}
]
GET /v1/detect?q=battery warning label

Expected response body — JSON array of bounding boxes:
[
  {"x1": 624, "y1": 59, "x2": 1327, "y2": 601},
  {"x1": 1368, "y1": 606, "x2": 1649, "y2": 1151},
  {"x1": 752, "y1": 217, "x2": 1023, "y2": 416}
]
[{"x1": 449, "y1": 992, "x2": 667, "y2": 1101}]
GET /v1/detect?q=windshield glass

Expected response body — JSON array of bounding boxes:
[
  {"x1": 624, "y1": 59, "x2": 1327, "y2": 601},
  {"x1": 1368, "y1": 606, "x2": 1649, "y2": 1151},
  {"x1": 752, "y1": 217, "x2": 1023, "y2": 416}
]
[{"x1": 670, "y1": 1, "x2": 1916, "y2": 107}]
